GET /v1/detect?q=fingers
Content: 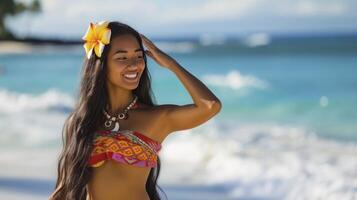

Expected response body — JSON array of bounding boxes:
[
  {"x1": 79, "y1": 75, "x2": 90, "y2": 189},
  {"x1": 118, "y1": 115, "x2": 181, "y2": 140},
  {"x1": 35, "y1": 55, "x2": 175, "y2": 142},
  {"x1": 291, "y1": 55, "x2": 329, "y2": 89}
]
[
  {"x1": 140, "y1": 33, "x2": 149, "y2": 41},
  {"x1": 145, "y1": 50, "x2": 160, "y2": 63},
  {"x1": 140, "y1": 34, "x2": 156, "y2": 49},
  {"x1": 145, "y1": 50, "x2": 154, "y2": 58}
]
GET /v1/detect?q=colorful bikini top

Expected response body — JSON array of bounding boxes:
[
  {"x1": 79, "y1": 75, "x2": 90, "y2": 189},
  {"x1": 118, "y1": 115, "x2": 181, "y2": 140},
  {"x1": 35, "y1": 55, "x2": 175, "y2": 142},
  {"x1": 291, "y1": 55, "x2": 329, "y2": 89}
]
[{"x1": 87, "y1": 103, "x2": 162, "y2": 168}]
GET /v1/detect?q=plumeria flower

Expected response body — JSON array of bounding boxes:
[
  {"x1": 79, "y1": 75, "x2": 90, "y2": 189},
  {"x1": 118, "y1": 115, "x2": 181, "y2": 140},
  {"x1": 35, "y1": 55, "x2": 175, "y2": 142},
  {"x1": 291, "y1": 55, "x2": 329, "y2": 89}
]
[{"x1": 82, "y1": 20, "x2": 111, "y2": 59}]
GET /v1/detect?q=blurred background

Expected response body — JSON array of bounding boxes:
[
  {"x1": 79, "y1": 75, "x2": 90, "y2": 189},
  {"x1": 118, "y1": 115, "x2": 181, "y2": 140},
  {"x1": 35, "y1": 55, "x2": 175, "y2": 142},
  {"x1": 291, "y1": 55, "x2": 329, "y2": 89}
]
[{"x1": 0, "y1": 0, "x2": 356, "y2": 199}]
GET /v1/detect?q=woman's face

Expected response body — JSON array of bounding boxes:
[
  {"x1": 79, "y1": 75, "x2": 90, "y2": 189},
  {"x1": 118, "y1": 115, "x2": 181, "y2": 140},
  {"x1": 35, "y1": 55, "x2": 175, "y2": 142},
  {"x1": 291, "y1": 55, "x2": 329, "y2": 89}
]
[{"x1": 106, "y1": 34, "x2": 145, "y2": 90}]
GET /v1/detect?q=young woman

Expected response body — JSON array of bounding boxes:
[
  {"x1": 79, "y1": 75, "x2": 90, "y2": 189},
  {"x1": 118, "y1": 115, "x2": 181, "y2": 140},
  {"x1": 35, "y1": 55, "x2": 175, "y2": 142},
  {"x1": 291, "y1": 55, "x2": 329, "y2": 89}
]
[{"x1": 49, "y1": 21, "x2": 221, "y2": 200}]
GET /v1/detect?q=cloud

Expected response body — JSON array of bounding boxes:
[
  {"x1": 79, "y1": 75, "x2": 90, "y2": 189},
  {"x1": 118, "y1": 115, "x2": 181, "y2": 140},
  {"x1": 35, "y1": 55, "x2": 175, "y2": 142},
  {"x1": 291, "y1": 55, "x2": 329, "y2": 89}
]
[
  {"x1": 159, "y1": 0, "x2": 260, "y2": 23},
  {"x1": 277, "y1": 0, "x2": 348, "y2": 16},
  {"x1": 6, "y1": 0, "x2": 357, "y2": 38},
  {"x1": 7, "y1": 0, "x2": 159, "y2": 37}
]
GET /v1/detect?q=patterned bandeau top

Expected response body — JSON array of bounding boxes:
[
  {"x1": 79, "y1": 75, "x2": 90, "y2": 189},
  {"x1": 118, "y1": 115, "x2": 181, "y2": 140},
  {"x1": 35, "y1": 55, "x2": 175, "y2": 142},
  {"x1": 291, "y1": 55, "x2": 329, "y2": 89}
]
[{"x1": 87, "y1": 103, "x2": 162, "y2": 168}]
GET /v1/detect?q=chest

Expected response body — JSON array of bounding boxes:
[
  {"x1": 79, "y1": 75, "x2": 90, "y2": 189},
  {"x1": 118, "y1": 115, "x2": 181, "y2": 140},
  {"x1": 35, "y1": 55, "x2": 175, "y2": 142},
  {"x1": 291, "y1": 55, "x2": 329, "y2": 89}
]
[{"x1": 98, "y1": 107, "x2": 164, "y2": 143}]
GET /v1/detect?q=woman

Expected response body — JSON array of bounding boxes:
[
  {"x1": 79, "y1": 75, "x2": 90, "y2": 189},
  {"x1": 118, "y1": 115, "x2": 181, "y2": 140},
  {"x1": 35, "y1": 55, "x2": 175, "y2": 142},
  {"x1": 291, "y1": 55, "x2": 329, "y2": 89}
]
[{"x1": 49, "y1": 21, "x2": 221, "y2": 200}]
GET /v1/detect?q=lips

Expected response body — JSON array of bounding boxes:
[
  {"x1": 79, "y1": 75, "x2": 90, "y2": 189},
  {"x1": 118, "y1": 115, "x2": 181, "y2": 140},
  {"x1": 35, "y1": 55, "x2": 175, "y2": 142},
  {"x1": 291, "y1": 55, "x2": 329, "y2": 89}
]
[
  {"x1": 122, "y1": 71, "x2": 139, "y2": 81},
  {"x1": 124, "y1": 73, "x2": 137, "y2": 79}
]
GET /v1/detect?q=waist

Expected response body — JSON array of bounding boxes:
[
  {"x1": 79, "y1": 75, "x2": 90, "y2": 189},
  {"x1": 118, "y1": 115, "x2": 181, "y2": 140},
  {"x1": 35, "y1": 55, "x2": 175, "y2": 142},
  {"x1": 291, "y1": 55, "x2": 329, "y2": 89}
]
[
  {"x1": 87, "y1": 184, "x2": 149, "y2": 200},
  {"x1": 88, "y1": 172, "x2": 149, "y2": 200}
]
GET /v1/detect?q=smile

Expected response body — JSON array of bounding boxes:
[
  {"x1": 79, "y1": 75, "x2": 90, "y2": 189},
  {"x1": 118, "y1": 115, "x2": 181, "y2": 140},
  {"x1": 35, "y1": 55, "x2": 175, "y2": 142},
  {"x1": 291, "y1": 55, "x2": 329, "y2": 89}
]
[{"x1": 123, "y1": 72, "x2": 139, "y2": 81}]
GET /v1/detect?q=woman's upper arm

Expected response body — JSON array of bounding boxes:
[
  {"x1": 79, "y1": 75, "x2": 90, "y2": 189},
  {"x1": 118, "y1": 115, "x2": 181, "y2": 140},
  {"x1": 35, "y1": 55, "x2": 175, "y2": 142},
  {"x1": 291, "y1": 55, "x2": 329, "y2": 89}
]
[{"x1": 158, "y1": 101, "x2": 221, "y2": 136}]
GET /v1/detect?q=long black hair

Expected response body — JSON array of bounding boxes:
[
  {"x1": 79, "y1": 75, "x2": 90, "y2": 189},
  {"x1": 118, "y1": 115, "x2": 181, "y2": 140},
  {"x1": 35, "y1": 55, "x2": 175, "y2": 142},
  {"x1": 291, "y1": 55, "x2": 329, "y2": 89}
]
[{"x1": 49, "y1": 21, "x2": 166, "y2": 200}]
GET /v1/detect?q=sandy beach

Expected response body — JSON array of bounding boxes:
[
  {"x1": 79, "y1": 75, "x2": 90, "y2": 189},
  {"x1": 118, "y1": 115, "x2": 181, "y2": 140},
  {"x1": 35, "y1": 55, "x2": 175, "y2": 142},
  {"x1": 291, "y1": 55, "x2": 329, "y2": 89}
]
[
  {"x1": 0, "y1": 41, "x2": 35, "y2": 54},
  {"x1": 0, "y1": 41, "x2": 81, "y2": 54}
]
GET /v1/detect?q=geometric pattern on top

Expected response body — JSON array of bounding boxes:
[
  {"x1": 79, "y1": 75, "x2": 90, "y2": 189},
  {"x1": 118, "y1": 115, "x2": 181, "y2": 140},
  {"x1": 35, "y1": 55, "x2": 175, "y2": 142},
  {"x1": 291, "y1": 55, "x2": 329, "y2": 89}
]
[{"x1": 88, "y1": 129, "x2": 162, "y2": 168}]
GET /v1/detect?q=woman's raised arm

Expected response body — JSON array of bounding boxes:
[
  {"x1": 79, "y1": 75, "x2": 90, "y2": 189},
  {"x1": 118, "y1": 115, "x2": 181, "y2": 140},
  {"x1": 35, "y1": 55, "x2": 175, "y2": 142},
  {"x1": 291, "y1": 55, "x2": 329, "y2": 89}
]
[{"x1": 140, "y1": 34, "x2": 222, "y2": 135}]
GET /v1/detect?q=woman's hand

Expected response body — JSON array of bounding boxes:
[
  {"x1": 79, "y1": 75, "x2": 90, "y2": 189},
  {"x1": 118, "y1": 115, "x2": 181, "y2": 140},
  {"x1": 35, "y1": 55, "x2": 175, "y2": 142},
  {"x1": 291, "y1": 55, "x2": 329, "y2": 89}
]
[{"x1": 140, "y1": 34, "x2": 178, "y2": 69}]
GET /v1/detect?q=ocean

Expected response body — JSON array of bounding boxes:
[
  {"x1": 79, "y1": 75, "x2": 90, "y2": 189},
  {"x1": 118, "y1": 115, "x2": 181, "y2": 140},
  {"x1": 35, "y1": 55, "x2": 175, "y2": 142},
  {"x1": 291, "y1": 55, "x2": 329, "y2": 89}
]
[{"x1": 0, "y1": 34, "x2": 356, "y2": 199}]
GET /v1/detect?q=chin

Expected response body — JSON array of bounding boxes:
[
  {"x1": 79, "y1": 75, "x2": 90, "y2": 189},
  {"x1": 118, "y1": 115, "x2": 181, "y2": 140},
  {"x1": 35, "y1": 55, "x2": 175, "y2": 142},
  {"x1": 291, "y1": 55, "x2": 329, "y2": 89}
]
[{"x1": 125, "y1": 83, "x2": 139, "y2": 90}]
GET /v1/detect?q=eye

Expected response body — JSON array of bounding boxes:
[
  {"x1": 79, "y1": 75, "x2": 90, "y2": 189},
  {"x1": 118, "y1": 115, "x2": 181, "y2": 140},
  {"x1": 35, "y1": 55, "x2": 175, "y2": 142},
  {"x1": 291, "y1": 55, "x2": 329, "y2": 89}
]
[{"x1": 117, "y1": 57, "x2": 126, "y2": 60}]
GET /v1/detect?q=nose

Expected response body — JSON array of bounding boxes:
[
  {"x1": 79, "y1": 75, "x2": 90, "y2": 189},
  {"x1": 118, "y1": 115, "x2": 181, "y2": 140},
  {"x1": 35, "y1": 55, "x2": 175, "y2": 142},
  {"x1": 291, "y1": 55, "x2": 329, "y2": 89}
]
[
  {"x1": 126, "y1": 60, "x2": 138, "y2": 69},
  {"x1": 126, "y1": 58, "x2": 141, "y2": 68}
]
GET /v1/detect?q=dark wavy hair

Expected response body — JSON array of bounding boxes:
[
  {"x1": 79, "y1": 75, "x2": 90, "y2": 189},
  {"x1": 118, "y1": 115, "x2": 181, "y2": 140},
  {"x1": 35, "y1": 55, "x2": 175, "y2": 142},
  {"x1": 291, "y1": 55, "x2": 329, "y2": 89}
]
[{"x1": 49, "y1": 21, "x2": 166, "y2": 200}]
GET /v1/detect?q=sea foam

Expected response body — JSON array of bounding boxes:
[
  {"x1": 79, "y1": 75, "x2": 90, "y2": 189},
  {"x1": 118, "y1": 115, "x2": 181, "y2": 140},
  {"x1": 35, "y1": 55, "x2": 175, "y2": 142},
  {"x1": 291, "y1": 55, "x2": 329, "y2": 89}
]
[
  {"x1": 202, "y1": 70, "x2": 269, "y2": 90},
  {"x1": 0, "y1": 89, "x2": 356, "y2": 200}
]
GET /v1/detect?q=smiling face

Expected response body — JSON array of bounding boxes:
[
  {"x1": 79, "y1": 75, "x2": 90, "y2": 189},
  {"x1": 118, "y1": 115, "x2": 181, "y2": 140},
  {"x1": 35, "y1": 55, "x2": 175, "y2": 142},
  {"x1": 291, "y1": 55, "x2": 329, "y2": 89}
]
[{"x1": 106, "y1": 34, "x2": 145, "y2": 90}]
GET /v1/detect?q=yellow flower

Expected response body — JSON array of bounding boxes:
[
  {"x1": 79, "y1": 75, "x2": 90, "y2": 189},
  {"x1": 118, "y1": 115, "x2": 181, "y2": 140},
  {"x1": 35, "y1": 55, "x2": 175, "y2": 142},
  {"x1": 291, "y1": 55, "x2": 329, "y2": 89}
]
[{"x1": 82, "y1": 21, "x2": 111, "y2": 59}]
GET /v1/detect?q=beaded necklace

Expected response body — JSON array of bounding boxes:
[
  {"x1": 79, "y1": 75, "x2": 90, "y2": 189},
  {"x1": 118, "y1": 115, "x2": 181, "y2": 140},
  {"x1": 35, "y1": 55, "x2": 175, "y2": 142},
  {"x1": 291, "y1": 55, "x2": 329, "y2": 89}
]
[{"x1": 102, "y1": 94, "x2": 138, "y2": 131}]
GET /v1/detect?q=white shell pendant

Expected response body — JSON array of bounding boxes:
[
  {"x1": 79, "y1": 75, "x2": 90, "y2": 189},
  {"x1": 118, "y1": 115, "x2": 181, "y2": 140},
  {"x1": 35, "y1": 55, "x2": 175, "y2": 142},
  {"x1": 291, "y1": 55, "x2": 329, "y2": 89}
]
[{"x1": 111, "y1": 121, "x2": 120, "y2": 131}]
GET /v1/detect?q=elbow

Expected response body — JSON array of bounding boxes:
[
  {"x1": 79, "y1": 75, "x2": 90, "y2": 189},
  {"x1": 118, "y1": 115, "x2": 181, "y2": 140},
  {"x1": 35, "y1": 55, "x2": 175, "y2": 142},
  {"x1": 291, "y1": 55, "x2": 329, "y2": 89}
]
[
  {"x1": 197, "y1": 98, "x2": 222, "y2": 114},
  {"x1": 212, "y1": 99, "x2": 222, "y2": 113},
  {"x1": 207, "y1": 99, "x2": 222, "y2": 114}
]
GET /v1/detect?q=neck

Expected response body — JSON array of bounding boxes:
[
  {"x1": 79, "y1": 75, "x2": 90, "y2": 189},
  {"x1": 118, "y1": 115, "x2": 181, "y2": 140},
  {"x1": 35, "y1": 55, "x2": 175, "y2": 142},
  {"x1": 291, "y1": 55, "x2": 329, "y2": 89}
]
[{"x1": 106, "y1": 83, "x2": 135, "y2": 115}]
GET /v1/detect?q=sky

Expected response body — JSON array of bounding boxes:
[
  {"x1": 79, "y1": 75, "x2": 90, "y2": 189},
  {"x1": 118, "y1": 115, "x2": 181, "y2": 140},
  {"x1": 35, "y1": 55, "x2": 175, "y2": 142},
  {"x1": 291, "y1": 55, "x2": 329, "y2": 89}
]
[{"x1": 6, "y1": 0, "x2": 357, "y2": 39}]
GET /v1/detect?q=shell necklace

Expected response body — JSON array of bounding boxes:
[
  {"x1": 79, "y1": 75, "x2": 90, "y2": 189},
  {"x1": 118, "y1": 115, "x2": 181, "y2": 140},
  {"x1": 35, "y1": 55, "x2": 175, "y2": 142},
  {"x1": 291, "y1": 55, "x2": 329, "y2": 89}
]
[{"x1": 102, "y1": 95, "x2": 138, "y2": 132}]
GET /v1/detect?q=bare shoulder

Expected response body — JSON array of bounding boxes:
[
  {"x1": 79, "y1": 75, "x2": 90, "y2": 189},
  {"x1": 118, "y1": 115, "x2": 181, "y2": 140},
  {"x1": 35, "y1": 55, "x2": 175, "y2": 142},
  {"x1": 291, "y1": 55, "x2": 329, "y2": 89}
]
[
  {"x1": 137, "y1": 102, "x2": 221, "y2": 143},
  {"x1": 136, "y1": 102, "x2": 174, "y2": 116},
  {"x1": 141, "y1": 103, "x2": 193, "y2": 140},
  {"x1": 150, "y1": 104, "x2": 181, "y2": 142},
  {"x1": 136, "y1": 102, "x2": 167, "y2": 116},
  {"x1": 134, "y1": 102, "x2": 174, "y2": 142}
]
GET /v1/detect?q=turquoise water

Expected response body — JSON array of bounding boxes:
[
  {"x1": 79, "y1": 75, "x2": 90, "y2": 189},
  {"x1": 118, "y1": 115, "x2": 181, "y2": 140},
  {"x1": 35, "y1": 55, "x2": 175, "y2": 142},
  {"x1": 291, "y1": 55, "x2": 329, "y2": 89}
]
[
  {"x1": 1, "y1": 35, "x2": 357, "y2": 200},
  {"x1": 1, "y1": 35, "x2": 356, "y2": 142}
]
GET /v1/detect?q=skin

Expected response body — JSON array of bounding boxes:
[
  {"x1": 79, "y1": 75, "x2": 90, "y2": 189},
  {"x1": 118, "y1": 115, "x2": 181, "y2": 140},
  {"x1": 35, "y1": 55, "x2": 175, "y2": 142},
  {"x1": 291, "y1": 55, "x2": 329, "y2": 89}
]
[
  {"x1": 105, "y1": 34, "x2": 146, "y2": 115},
  {"x1": 86, "y1": 33, "x2": 222, "y2": 200}
]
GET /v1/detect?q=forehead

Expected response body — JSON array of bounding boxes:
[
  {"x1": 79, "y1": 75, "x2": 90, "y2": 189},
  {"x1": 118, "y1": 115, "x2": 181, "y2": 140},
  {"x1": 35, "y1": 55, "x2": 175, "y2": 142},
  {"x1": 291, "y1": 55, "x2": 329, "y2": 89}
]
[{"x1": 109, "y1": 34, "x2": 141, "y2": 53}]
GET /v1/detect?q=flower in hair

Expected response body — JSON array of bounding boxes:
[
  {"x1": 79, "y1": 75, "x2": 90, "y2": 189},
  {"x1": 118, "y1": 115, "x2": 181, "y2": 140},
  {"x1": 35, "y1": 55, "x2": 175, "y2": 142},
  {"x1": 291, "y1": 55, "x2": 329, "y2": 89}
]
[{"x1": 82, "y1": 20, "x2": 111, "y2": 59}]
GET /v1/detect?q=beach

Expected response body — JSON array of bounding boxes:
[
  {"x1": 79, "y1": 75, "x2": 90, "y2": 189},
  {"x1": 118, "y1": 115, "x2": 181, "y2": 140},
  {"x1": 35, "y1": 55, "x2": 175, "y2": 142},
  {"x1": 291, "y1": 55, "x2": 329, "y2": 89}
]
[
  {"x1": 0, "y1": 41, "x2": 34, "y2": 54},
  {"x1": 1, "y1": 35, "x2": 357, "y2": 199}
]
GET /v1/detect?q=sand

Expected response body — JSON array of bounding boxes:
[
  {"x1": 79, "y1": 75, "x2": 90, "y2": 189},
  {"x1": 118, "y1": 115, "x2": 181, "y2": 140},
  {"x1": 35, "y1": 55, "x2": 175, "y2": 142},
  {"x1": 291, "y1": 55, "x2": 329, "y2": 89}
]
[{"x1": 0, "y1": 41, "x2": 35, "y2": 54}]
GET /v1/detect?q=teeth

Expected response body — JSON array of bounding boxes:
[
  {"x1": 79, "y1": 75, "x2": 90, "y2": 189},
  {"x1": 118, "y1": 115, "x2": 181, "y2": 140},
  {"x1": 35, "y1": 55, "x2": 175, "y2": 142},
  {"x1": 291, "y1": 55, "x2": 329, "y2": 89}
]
[{"x1": 124, "y1": 73, "x2": 138, "y2": 79}]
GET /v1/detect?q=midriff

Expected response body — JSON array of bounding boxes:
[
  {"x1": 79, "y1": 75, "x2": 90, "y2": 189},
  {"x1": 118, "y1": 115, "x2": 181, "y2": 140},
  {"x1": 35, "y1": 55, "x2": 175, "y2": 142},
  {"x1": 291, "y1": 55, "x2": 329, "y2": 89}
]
[{"x1": 87, "y1": 159, "x2": 152, "y2": 200}]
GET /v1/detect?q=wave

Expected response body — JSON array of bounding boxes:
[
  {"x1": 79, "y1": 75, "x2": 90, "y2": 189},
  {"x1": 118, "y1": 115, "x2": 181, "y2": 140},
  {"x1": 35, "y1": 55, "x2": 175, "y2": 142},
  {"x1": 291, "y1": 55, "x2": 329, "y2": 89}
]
[
  {"x1": 159, "y1": 120, "x2": 357, "y2": 199},
  {"x1": 155, "y1": 41, "x2": 196, "y2": 53},
  {"x1": 0, "y1": 89, "x2": 75, "y2": 148},
  {"x1": 0, "y1": 88, "x2": 356, "y2": 199},
  {"x1": 0, "y1": 88, "x2": 74, "y2": 114},
  {"x1": 199, "y1": 34, "x2": 226, "y2": 46},
  {"x1": 0, "y1": 120, "x2": 355, "y2": 199},
  {"x1": 243, "y1": 33, "x2": 271, "y2": 48},
  {"x1": 202, "y1": 70, "x2": 269, "y2": 90}
]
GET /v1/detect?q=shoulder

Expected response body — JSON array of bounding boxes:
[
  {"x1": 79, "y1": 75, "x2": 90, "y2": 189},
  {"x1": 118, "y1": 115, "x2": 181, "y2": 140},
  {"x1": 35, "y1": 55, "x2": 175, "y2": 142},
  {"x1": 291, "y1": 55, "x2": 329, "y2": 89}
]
[
  {"x1": 135, "y1": 103, "x2": 178, "y2": 141},
  {"x1": 136, "y1": 102, "x2": 174, "y2": 113},
  {"x1": 136, "y1": 102, "x2": 220, "y2": 142},
  {"x1": 138, "y1": 103, "x2": 177, "y2": 118},
  {"x1": 135, "y1": 103, "x2": 172, "y2": 123}
]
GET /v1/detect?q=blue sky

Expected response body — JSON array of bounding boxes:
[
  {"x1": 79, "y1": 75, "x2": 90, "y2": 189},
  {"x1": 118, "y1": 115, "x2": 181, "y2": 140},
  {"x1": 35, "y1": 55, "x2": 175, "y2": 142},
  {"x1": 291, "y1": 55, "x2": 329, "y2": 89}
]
[{"x1": 6, "y1": 0, "x2": 357, "y2": 39}]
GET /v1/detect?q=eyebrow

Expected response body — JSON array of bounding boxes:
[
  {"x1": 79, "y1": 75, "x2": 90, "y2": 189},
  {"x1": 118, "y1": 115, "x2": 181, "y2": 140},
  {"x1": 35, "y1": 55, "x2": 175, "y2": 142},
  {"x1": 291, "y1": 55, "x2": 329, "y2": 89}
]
[{"x1": 114, "y1": 48, "x2": 143, "y2": 54}]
